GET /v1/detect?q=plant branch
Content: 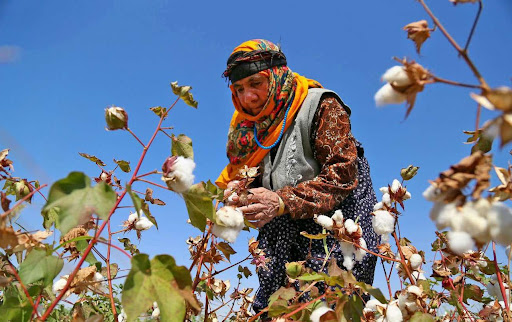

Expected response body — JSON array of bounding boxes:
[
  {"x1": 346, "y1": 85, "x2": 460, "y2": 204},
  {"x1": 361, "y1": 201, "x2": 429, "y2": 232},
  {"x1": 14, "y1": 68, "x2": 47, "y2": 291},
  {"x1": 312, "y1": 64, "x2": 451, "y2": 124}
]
[
  {"x1": 207, "y1": 255, "x2": 251, "y2": 279},
  {"x1": 464, "y1": 0, "x2": 483, "y2": 52},
  {"x1": 135, "y1": 170, "x2": 158, "y2": 179},
  {"x1": 417, "y1": 0, "x2": 489, "y2": 89},
  {"x1": 392, "y1": 231, "x2": 416, "y2": 285},
  {"x1": 106, "y1": 220, "x2": 117, "y2": 317},
  {"x1": 41, "y1": 96, "x2": 175, "y2": 320},
  {"x1": 1, "y1": 184, "x2": 47, "y2": 219},
  {"x1": 96, "y1": 239, "x2": 133, "y2": 259},
  {"x1": 282, "y1": 293, "x2": 327, "y2": 319},
  {"x1": 135, "y1": 178, "x2": 170, "y2": 191},
  {"x1": 126, "y1": 128, "x2": 145, "y2": 147},
  {"x1": 493, "y1": 242, "x2": 510, "y2": 313},
  {"x1": 432, "y1": 76, "x2": 483, "y2": 89},
  {"x1": 5, "y1": 258, "x2": 37, "y2": 314}
]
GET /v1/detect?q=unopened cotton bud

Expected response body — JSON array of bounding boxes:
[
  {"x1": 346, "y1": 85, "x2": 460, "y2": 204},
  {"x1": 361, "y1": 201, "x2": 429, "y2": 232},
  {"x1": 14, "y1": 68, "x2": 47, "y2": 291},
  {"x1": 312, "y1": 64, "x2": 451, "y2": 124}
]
[
  {"x1": 105, "y1": 106, "x2": 128, "y2": 130},
  {"x1": 15, "y1": 179, "x2": 32, "y2": 201},
  {"x1": 382, "y1": 66, "x2": 412, "y2": 87},
  {"x1": 447, "y1": 231, "x2": 475, "y2": 256},
  {"x1": 372, "y1": 210, "x2": 395, "y2": 235},
  {"x1": 409, "y1": 253, "x2": 422, "y2": 270},
  {"x1": 400, "y1": 165, "x2": 419, "y2": 181},
  {"x1": 391, "y1": 179, "x2": 401, "y2": 193},
  {"x1": 332, "y1": 210, "x2": 344, "y2": 226},
  {"x1": 375, "y1": 83, "x2": 407, "y2": 107},
  {"x1": 315, "y1": 214, "x2": 334, "y2": 231},
  {"x1": 285, "y1": 262, "x2": 304, "y2": 278}
]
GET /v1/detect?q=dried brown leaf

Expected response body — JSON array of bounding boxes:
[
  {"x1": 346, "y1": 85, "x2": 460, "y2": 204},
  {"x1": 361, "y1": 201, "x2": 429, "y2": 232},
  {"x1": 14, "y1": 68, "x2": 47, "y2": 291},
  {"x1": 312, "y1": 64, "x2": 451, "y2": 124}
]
[{"x1": 403, "y1": 20, "x2": 432, "y2": 54}]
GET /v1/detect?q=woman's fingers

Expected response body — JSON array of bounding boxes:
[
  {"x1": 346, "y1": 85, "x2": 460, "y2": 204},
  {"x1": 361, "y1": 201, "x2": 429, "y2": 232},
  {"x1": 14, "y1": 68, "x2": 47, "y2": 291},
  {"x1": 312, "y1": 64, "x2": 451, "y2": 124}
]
[{"x1": 239, "y1": 203, "x2": 267, "y2": 215}]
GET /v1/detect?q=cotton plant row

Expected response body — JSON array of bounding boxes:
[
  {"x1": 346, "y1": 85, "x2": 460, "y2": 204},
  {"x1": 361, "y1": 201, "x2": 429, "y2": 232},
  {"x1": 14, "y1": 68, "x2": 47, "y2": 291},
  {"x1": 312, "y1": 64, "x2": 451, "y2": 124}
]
[{"x1": 0, "y1": 82, "x2": 214, "y2": 322}]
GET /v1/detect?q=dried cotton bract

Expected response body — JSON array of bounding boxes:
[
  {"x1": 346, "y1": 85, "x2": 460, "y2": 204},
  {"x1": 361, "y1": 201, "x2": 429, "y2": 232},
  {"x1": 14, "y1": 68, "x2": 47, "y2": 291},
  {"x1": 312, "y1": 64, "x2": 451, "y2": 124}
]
[
  {"x1": 212, "y1": 206, "x2": 245, "y2": 243},
  {"x1": 161, "y1": 156, "x2": 196, "y2": 193}
]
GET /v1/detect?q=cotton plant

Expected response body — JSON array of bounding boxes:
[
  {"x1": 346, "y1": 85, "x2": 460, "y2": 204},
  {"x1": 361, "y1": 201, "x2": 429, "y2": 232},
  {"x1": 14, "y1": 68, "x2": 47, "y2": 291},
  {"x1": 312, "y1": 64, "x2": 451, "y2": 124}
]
[{"x1": 314, "y1": 209, "x2": 367, "y2": 271}]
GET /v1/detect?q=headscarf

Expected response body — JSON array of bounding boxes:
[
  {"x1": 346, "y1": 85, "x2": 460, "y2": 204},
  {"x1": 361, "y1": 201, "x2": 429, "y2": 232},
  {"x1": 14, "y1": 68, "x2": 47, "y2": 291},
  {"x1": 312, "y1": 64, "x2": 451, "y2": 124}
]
[{"x1": 216, "y1": 39, "x2": 322, "y2": 188}]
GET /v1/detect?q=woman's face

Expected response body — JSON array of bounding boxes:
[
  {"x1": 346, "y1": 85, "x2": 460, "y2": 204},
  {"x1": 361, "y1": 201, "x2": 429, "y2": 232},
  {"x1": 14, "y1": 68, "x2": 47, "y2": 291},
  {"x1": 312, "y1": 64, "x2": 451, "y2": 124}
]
[{"x1": 233, "y1": 73, "x2": 270, "y2": 116}]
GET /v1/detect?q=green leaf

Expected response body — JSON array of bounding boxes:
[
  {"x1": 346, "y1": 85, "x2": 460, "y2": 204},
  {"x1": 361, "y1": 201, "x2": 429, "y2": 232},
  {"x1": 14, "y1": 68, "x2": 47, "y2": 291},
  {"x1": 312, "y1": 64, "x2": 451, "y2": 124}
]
[
  {"x1": 76, "y1": 239, "x2": 99, "y2": 266},
  {"x1": 150, "y1": 106, "x2": 168, "y2": 117},
  {"x1": 0, "y1": 286, "x2": 33, "y2": 322},
  {"x1": 18, "y1": 248, "x2": 63, "y2": 287},
  {"x1": 410, "y1": 312, "x2": 435, "y2": 322},
  {"x1": 356, "y1": 282, "x2": 387, "y2": 304},
  {"x1": 297, "y1": 272, "x2": 328, "y2": 282},
  {"x1": 42, "y1": 172, "x2": 117, "y2": 235},
  {"x1": 182, "y1": 182, "x2": 215, "y2": 232},
  {"x1": 205, "y1": 180, "x2": 223, "y2": 200},
  {"x1": 122, "y1": 254, "x2": 199, "y2": 322},
  {"x1": 118, "y1": 238, "x2": 140, "y2": 255},
  {"x1": 42, "y1": 206, "x2": 59, "y2": 230},
  {"x1": 78, "y1": 153, "x2": 106, "y2": 167},
  {"x1": 113, "y1": 159, "x2": 131, "y2": 173},
  {"x1": 171, "y1": 134, "x2": 194, "y2": 160}
]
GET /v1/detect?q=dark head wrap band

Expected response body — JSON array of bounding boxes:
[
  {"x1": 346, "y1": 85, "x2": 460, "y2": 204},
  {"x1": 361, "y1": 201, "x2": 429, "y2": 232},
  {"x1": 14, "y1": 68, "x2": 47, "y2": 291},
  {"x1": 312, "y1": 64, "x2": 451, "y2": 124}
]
[{"x1": 223, "y1": 49, "x2": 287, "y2": 83}]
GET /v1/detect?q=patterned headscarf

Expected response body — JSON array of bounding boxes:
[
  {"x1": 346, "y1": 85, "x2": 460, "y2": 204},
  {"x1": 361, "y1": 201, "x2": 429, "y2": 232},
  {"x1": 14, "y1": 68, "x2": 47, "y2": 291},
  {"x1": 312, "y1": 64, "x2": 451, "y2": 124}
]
[{"x1": 216, "y1": 39, "x2": 322, "y2": 188}]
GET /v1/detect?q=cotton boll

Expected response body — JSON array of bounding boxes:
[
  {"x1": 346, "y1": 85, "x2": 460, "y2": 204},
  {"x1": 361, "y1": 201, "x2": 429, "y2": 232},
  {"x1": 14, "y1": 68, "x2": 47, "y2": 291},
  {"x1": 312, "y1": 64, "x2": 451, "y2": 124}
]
[
  {"x1": 340, "y1": 242, "x2": 355, "y2": 270},
  {"x1": 382, "y1": 193, "x2": 392, "y2": 206},
  {"x1": 216, "y1": 206, "x2": 244, "y2": 228},
  {"x1": 447, "y1": 231, "x2": 475, "y2": 256},
  {"x1": 52, "y1": 275, "x2": 69, "y2": 295},
  {"x1": 134, "y1": 216, "x2": 154, "y2": 231},
  {"x1": 403, "y1": 191, "x2": 411, "y2": 200},
  {"x1": 407, "y1": 285, "x2": 422, "y2": 297},
  {"x1": 411, "y1": 270, "x2": 426, "y2": 282},
  {"x1": 488, "y1": 202, "x2": 512, "y2": 246},
  {"x1": 390, "y1": 179, "x2": 401, "y2": 193},
  {"x1": 384, "y1": 301, "x2": 404, "y2": 322},
  {"x1": 380, "y1": 233, "x2": 390, "y2": 244},
  {"x1": 430, "y1": 202, "x2": 457, "y2": 230},
  {"x1": 161, "y1": 156, "x2": 196, "y2": 193},
  {"x1": 118, "y1": 309, "x2": 127, "y2": 322},
  {"x1": 452, "y1": 203, "x2": 491, "y2": 243},
  {"x1": 310, "y1": 305, "x2": 335, "y2": 322},
  {"x1": 355, "y1": 238, "x2": 367, "y2": 262},
  {"x1": 423, "y1": 184, "x2": 443, "y2": 202},
  {"x1": 211, "y1": 225, "x2": 241, "y2": 243},
  {"x1": 374, "y1": 202, "x2": 385, "y2": 211},
  {"x1": 379, "y1": 187, "x2": 390, "y2": 194},
  {"x1": 315, "y1": 214, "x2": 334, "y2": 231},
  {"x1": 152, "y1": 302, "x2": 160, "y2": 319},
  {"x1": 409, "y1": 254, "x2": 422, "y2": 270},
  {"x1": 382, "y1": 66, "x2": 412, "y2": 87},
  {"x1": 212, "y1": 206, "x2": 245, "y2": 243},
  {"x1": 127, "y1": 212, "x2": 138, "y2": 224},
  {"x1": 332, "y1": 210, "x2": 344, "y2": 226},
  {"x1": 365, "y1": 299, "x2": 382, "y2": 311},
  {"x1": 373, "y1": 210, "x2": 395, "y2": 235},
  {"x1": 375, "y1": 83, "x2": 407, "y2": 107},
  {"x1": 344, "y1": 219, "x2": 358, "y2": 234}
]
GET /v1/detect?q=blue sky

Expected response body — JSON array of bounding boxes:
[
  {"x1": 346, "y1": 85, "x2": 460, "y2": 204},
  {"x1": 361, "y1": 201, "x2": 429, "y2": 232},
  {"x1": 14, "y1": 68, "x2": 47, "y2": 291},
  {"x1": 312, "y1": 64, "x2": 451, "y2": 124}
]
[{"x1": 1, "y1": 0, "x2": 512, "y2": 302}]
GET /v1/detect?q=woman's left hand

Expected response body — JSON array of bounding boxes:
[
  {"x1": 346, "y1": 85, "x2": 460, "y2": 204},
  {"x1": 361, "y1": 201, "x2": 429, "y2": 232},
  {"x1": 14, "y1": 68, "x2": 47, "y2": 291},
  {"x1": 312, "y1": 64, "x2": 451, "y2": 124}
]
[{"x1": 238, "y1": 187, "x2": 282, "y2": 228}]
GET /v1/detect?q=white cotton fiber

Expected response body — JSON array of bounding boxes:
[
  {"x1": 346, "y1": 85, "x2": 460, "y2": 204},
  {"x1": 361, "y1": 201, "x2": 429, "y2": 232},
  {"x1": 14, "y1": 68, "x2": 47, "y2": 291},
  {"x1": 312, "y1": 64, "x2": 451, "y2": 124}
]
[{"x1": 447, "y1": 231, "x2": 475, "y2": 256}]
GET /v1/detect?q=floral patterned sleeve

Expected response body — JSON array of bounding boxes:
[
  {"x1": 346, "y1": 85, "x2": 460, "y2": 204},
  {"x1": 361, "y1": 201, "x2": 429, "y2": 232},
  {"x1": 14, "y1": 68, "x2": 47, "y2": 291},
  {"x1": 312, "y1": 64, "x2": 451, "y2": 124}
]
[{"x1": 276, "y1": 95, "x2": 359, "y2": 219}]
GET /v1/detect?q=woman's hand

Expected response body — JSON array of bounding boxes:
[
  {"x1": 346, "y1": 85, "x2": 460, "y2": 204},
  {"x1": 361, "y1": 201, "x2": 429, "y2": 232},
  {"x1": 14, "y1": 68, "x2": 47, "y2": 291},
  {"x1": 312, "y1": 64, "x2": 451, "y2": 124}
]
[{"x1": 238, "y1": 187, "x2": 282, "y2": 228}]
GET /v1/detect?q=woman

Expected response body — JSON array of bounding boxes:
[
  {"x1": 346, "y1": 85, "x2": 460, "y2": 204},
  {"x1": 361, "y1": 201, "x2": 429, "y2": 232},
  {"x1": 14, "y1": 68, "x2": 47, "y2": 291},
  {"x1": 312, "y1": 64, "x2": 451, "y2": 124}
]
[{"x1": 216, "y1": 39, "x2": 379, "y2": 313}]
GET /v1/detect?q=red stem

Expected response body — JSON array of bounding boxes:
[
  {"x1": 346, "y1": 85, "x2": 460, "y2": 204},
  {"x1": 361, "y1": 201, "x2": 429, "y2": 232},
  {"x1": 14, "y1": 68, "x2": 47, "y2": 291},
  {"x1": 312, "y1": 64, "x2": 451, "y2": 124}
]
[
  {"x1": 96, "y1": 239, "x2": 132, "y2": 259},
  {"x1": 41, "y1": 98, "x2": 180, "y2": 320},
  {"x1": 6, "y1": 259, "x2": 36, "y2": 314},
  {"x1": 282, "y1": 294, "x2": 327, "y2": 319},
  {"x1": 135, "y1": 178, "x2": 169, "y2": 191},
  {"x1": 493, "y1": 242, "x2": 510, "y2": 313},
  {"x1": 106, "y1": 220, "x2": 117, "y2": 318}
]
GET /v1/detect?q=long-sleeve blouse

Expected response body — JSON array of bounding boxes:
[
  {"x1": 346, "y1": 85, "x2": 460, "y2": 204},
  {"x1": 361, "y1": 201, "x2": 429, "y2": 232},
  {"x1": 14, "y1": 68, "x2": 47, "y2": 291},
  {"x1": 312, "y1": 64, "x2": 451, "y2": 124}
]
[{"x1": 275, "y1": 95, "x2": 359, "y2": 219}]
